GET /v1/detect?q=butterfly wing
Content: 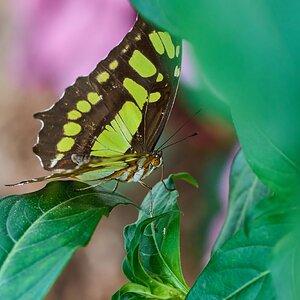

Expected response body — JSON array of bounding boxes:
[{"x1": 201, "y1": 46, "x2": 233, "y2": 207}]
[
  {"x1": 123, "y1": 18, "x2": 182, "y2": 153},
  {"x1": 32, "y1": 16, "x2": 182, "y2": 180},
  {"x1": 7, "y1": 153, "x2": 144, "y2": 186}
]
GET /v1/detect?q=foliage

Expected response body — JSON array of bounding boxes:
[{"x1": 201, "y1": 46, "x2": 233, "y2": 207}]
[
  {"x1": 112, "y1": 174, "x2": 190, "y2": 299},
  {"x1": 187, "y1": 153, "x2": 287, "y2": 299},
  {"x1": 131, "y1": 1, "x2": 300, "y2": 299},
  {"x1": 0, "y1": 182, "x2": 132, "y2": 299},
  {"x1": 2, "y1": 1, "x2": 300, "y2": 299}
]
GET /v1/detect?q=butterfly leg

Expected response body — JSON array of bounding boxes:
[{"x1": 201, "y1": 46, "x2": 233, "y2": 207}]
[
  {"x1": 138, "y1": 180, "x2": 153, "y2": 217},
  {"x1": 160, "y1": 163, "x2": 175, "y2": 191}
]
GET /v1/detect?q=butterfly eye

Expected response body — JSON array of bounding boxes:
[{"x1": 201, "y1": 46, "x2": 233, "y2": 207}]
[{"x1": 151, "y1": 157, "x2": 161, "y2": 167}]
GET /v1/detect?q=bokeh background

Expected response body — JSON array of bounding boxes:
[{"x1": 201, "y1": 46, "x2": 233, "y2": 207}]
[{"x1": 0, "y1": 0, "x2": 236, "y2": 299}]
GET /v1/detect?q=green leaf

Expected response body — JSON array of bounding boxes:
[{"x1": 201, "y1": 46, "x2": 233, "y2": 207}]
[
  {"x1": 271, "y1": 233, "x2": 300, "y2": 300},
  {"x1": 172, "y1": 172, "x2": 199, "y2": 188},
  {"x1": 187, "y1": 224, "x2": 281, "y2": 299},
  {"x1": 0, "y1": 181, "x2": 133, "y2": 300},
  {"x1": 187, "y1": 199, "x2": 287, "y2": 299},
  {"x1": 213, "y1": 150, "x2": 271, "y2": 252},
  {"x1": 181, "y1": 85, "x2": 233, "y2": 125},
  {"x1": 132, "y1": 0, "x2": 300, "y2": 196},
  {"x1": 186, "y1": 150, "x2": 292, "y2": 299},
  {"x1": 269, "y1": 190, "x2": 300, "y2": 300},
  {"x1": 246, "y1": 194, "x2": 300, "y2": 299},
  {"x1": 113, "y1": 176, "x2": 189, "y2": 299}
]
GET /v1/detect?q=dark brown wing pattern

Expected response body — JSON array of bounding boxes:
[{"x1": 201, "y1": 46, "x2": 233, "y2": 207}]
[{"x1": 33, "y1": 16, "x2": 182, "y2": 172}]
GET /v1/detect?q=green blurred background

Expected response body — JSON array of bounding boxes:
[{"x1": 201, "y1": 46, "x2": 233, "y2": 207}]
[{"x1": 0, "y1": 0, "x2": 236, "y2": 298}]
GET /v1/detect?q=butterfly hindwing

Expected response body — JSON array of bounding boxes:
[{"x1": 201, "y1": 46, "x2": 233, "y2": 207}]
[
  {"x1": 7, "y1": 153, "x2": 145, "y2": 186},
  {"x1": 32, "y1": 16, "x2": 182, "y2": 180}
]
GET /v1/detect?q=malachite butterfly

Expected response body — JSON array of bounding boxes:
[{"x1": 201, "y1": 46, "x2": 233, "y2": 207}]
[{"x1": 8, "y1": 15, "x2": 182, "y2": 188}]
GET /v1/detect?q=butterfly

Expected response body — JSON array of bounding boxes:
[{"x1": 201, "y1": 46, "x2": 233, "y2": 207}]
[{"x1": 8, "y1": 15, "x2": 182, "y2": 189}]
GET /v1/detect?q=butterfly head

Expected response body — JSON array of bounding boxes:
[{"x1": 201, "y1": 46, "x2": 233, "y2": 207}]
[{"x1": 151, "y1": 150, "x2": 163, "y2": 167}]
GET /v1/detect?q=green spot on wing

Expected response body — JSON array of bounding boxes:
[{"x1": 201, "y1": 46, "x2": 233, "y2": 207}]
[
  {"x1": 149, "y1": 92, "x2": 161, "y2": 103},
  {"x1": 63, "y1": 122, "x2": 82, "y2": 136},
  {"x1": 174, "y1": 66, "x2": 181, "y2": 77},
  {"x1": 56, "y1": 153, "x2": 64, "y2": 159},
  {"x1": 88, "y1": 92, "x2": 102, "y2": 105},
  {"x1": 77, "y1": 100, "x2": 92, "y2": 113},
  {"x1": 123, "y1": 78, "x2": 148, "y2": 109},
  {"x1": 67, "y1": 110, "x2": 82, "y2": 120},
  {"x1": 119, "y1": 102, "x2": 142, "y2": 136},
  {"x1": 96, "y1": 71, "x2": 110, "y2": 83},
  {"x1": 57, "y1": 137, "x2": 75, "y2": 152},
  {"x1": 176, "y1": 45, "x2": 181, "y2": 58},
  {"x1": 109, "y1": 60, "x2": 119, "y2": 70},
  {"x1": 158, "y1": 32, "x2": 175, "y2": 59},
  {"x1": 149, "y1": 31, "x2": 165, "y2": 55},
  {"x1": 156, "y1": 73, "x2": 164, "y2": 82},
  {"x1": 129, "y1": 50, "x2": 157, "y2": 78}
]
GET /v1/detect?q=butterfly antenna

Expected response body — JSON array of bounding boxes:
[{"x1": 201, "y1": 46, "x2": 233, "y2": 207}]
[
  {"x1": 160, "y1": 132, "x2": 198, "y2": 151},
  {"x1": 157, "y1": 109, "x2": 201, "y2": 150}
]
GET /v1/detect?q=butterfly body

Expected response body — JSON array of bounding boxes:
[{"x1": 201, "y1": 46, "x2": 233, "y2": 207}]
[
  {"x1": 75, "y1": 150, "x2": 162, "y2": 184},
  {"x1": 8, "y1": 16, "x2": 182, "y2": 188}
]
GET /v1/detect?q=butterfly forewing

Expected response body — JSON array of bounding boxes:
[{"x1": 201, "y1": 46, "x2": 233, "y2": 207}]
[{"x1": 33, "y1": 16, "x2": 182, "y2": 179}]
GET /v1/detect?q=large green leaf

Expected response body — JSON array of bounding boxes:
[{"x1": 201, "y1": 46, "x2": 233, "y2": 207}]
[
  {"x1": 213, "y1": 150, "x2": 271, "y2": 252},
  {"x1": 181, "y1": 85, "x2": 232, "y2": 125},
  {"x1": 186, "y1": 154, "x2": 295, "y2": 299},
  {"x1": 269, "y1": 190, "x2": 300, "y2": 300},
  {"x1": 187, "y1": 217, "x2": 284, "y2": 299},
  {"x1": 182, "y1": 146, "x2": 292, "y2": 298},
  {"x1": 112, "y1": 175, "x2": 191, "y2": 299},
  {"x1": 131, "y1": 0, "x2": 300, "y2": 196},
  {"x1": 271, "y1": 233, "x2": 300, "y2": 300},
  {"x1": 0, "y1": 181, "x2": 132, "y2": 300},
  {"x1": 245, "y1": 189, "x2": 300, "y2": 300}
]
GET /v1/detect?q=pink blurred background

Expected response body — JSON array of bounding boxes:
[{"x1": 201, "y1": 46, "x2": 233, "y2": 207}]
[{"x1": 0, "y1": 0, "x2": 235, "y2": 298}]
